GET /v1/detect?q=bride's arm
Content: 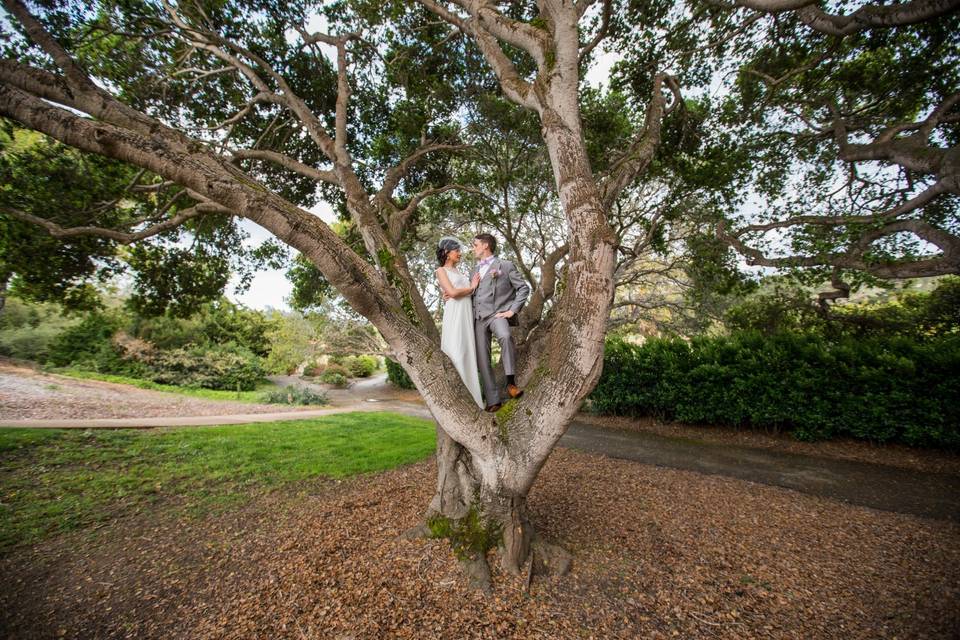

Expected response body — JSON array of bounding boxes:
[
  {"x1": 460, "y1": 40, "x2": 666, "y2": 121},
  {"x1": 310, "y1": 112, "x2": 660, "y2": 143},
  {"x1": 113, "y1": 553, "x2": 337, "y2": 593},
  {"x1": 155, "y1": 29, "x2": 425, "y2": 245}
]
[{"x1": 436, "y1": 268, "x2": 477, "y2": 299}]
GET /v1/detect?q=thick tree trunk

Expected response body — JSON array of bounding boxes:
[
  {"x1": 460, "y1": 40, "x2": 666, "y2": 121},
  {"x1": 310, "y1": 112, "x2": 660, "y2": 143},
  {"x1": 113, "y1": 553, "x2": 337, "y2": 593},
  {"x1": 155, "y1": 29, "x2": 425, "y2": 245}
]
[
  {"x1": 428, "y1": 426, "x2": 480, "y2": 521},
  {"x1": 420, "y1": 412, "x2": 575, "y2": 593}
]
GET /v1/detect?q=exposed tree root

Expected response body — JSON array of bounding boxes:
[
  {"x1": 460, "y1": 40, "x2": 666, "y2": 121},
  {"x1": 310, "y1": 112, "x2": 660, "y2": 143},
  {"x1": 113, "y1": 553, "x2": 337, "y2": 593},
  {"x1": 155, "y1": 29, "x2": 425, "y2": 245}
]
[
  {"x1": 459, "y1": 553, "x2": 492, "y2": 595},
  {"x1": 398, "y1": 523, "x2": 432, "y2": 541}
]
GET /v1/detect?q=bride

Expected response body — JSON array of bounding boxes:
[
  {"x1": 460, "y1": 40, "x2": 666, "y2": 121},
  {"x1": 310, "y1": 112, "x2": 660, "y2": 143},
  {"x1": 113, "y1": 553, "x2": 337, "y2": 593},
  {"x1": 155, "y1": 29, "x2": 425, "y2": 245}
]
[{"x1": 435, "y1": 237, "x2": 484, "y2": 408}]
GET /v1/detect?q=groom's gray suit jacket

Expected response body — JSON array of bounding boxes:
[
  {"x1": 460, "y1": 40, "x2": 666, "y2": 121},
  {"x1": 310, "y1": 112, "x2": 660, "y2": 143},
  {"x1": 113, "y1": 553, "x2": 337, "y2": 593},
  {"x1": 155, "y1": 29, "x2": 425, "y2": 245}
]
[
  {"x1": 470, "y1": 257, "x2": 529, "y2": 405},
  {"x1": 470, "y1": 258, "x2": 530, "y2": 326}
]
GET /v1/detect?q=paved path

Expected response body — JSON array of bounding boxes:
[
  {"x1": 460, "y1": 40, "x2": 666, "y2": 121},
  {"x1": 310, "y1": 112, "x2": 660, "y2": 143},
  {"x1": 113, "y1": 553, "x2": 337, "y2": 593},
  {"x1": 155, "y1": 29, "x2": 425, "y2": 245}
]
[
  {"x1": 2, "y1": 373, "x2": 957, "y2": 523},
  {"x1": 560, "y1": 423, "x2": 960, "y2": 524}
]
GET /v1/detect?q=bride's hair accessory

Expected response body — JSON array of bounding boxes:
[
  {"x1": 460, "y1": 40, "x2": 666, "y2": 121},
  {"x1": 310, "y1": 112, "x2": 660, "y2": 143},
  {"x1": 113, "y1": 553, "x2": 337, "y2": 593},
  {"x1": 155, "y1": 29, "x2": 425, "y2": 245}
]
[
  {"x1": 437, "y1": 236, "x2": 462, "y2": 249},
  {"x1": 436, "y1": 236, "x2": 462, "y2": 266}
]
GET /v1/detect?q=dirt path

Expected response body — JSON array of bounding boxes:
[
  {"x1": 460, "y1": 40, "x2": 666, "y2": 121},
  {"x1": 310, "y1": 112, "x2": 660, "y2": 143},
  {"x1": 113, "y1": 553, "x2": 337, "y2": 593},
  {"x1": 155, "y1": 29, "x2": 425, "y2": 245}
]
[
  {"x1": 0, "y1": 363, "x2": 431, "y2": 426},
  {"x1": 0, "y1": 359, "x2": 311, "y2": 420}
]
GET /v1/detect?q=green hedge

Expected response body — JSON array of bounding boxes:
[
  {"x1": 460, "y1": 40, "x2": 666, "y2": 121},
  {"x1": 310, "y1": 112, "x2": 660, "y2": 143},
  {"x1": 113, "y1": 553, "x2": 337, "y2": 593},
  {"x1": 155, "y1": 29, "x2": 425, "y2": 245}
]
[
  {"x1": 385, "y1": 357, "x2": 414, "y2": 389},
  {"x1": 589, "y1": 332, "x2": 960, "y2": 449}
]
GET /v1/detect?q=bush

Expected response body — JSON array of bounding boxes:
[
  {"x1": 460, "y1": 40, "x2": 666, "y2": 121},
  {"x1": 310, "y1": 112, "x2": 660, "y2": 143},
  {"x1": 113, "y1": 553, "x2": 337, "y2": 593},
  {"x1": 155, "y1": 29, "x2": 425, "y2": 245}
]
[
  {"x1": 320, "y1": 363, "x2": 350, "y2": 378},
  {"x1": 145, "y1": 344, "x2": 265, "y2": 391},
  {"x1": 589, "y1": 332, "x2": 960, "y2": 449},
  {"x1": 0, "y1": 324, "x2": 66, "y2": 362},
  {"x1": 724, "y1": 277, "x2": 960, "y2": 341},
  {"x1": 260, "y1": 384, "x2": 329, "y2": 406},
  {"x1": 319, "y1": 371, "x2": 349, "y2": 387},
  {"x1": 263, "y1": 311, "x2": 316, "y2": 375},
  {"x1": 47, "y1": 312, "x2": 120, "y2": 367},
  {"x1": 342, "y1": 354, "x2": 378, "y2": 378},
  {"x1": 302, "y1": 361, "x2": 325, "y2": 377},
  {"x1": 0, "y1": 298, "x2": 80, "y2": 362},
  {"x1": 130, "y1": 314, "x2": 203, "y2": 350},
  {"x1": 385, "y1": 357, "x2": 414, "y2": 389}
]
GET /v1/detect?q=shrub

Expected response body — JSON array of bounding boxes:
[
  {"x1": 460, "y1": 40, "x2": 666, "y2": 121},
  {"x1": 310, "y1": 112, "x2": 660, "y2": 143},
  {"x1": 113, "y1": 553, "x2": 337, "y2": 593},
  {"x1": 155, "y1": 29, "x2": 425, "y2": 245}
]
[
  {"x1": 322, "y1": 363, "x2": 350, "y2": 378},
  {"x1": 0, "y1": 298, "x2": 80, "y2": 363},
  {"x1": 145, "y1": 344, "x2": 265, "y2": 391},
  {"x1": 385, "y1": 357, "x2": 414, "y2": 389},
  {"x1": 589, "y1": 332, "x2": 960, "y2": 449},
  {"x1": 724, "y1": 276, "x2": 960, "y2": 341},
  {"x1": 342, "y1": 354, "x2": 378, "y2": 378},
  {"x1": 130, "y1": 314, "x2": 203, "y2": 350},
  {"x1": 262, "y1": 311, "x2": 317, "y2": 375},
  {"x1": 260, "y1": 384, "x2": 329, "y2": 406},
  {"x1": 302, "y1": 361, "x2": 325, "y2": 377},
  {"x1": 0, "y1": 324, "x2": 65, "y2": 362},
  {"x1": 47, "y1": 312, "x2": 120, "y2": 367},
  {"x1": 319, "y1": 371, "x2": 349, "y2": 387}
]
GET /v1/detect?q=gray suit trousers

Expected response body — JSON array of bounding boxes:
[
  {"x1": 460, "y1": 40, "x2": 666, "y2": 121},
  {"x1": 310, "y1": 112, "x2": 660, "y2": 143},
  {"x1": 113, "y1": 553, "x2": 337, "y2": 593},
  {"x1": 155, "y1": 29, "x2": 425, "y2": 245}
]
[{"x1": 474, "y1": 315, "x2": 516, "y2": 406}]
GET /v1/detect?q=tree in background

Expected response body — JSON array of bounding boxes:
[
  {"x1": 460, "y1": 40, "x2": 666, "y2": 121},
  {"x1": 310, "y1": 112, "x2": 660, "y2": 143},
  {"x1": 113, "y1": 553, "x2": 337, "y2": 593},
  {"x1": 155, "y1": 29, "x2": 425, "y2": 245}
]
[
  {"x1": 262, "y1": 309, "x2": 317, "y2": 375},
  {"x1": 0, "y1": 121, "x2": 286, "y2": 316}
]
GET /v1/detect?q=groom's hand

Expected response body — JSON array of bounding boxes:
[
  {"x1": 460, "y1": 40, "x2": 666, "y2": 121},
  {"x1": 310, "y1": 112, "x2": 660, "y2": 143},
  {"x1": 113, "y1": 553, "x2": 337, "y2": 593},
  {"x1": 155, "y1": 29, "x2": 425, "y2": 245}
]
[{"x1": 494, "y1": 310, "x2": 514, "y2": 319}]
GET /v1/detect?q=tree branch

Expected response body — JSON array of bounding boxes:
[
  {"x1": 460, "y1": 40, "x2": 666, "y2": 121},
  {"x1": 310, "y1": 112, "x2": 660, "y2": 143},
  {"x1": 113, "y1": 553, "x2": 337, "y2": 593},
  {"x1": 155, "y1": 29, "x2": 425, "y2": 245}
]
[
  {"x1": 0, "y1": 202, "x2": 224, "y2": 243},
  {"x1": 520, "y1": 242, "x2": 568, "y2": 331},
  {"x1": 375, "y1": 140, "x2": 471, "y2": 205},
  {"x1": 579, "y1": 0, "x2": 611, "y2": 63},
  {"x1": 231, "y1": 149, "x2": 340, "y2": 185},
  {"x1": 203, "y1": 91, "x2": 277, "y2": 131},
  {"x1": 829, "y1": 99, "x2": 959, "y2": 191},
  {"x1": 600, "y1": 73, "x2": 681, "y2": 210},
  {"x1": 387, "y1": 184, "x2": 485, "y2": 242},
  {"x1": 735, "y1": 181, "x2": 949, "y2": 234},
  {"x1": 416, "y1": 0, "x2": 541, "y2": 111},
  {"x1": 161, "y1": 2, "x2": 341, "y2": 162},
  {"x1": 294, "y1": 30, "x2": 362, "y2": 163},
  {"x1": 0, "y1": 10, "x2": 184, "y2": 144},
  {"x1": 448, "y1": 0, "x2": 548, "y2": 61},
  {"x1": 729, "y1": 0, "x2": 960, "y2": 34},
  {"x1": 717, "y1": 217, "x2": 960, "y2": 278},
  {"x1": 796, "y1": 0, "x2": 960, "y2": 35}
]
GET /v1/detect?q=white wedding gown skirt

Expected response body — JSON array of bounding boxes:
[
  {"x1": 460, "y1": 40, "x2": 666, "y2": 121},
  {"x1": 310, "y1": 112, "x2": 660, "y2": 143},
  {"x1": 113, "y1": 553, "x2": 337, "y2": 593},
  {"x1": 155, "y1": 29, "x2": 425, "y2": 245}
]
[{"x1": 440, "y1": 268, "x2": 484, "y2": 408}]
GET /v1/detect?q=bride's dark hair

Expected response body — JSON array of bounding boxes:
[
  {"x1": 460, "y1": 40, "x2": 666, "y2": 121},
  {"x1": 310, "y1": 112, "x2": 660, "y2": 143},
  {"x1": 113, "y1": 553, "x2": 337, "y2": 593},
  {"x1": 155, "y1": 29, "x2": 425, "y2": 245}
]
[{"x1": 436, "y1": 238, "x2": 461, "y2": 266}]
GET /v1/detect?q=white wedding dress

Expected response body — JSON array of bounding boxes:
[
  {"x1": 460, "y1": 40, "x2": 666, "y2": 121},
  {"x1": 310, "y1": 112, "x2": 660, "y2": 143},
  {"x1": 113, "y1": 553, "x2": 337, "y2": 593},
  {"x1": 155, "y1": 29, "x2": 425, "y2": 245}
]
[{"x1": 440, "y1": 267, "x2": 484, "y2": 408}]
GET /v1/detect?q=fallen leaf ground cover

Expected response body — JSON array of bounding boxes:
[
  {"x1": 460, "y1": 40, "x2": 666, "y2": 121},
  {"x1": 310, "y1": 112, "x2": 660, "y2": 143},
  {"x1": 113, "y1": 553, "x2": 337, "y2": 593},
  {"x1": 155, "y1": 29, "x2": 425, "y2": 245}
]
[{"x1": 1, "y1": 447, "x2": 957, "y2": 639}]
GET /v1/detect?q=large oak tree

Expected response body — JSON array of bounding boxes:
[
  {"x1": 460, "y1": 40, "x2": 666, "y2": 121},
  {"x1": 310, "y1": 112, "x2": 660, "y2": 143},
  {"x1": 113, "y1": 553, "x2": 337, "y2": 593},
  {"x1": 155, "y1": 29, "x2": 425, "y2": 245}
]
[{"x1": 1, "y1": 0, "x2": 956, "y2": 590}]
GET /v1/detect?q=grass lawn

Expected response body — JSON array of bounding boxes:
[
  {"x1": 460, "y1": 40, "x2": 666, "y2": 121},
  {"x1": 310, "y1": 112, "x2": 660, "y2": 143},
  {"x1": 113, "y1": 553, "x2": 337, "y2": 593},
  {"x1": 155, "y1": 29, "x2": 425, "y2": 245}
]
[
  {"x1": 0, "y1": 412, "x2": 436, "y2": 552},
  {"x1": 49, "y1": 368, "x2": 284, "y2": 403}
]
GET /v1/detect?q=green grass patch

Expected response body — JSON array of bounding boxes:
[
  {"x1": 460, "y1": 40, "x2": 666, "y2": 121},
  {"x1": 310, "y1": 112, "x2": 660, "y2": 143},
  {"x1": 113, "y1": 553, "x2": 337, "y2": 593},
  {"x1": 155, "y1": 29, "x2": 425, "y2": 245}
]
[
  {"x1": 0, "y1": 412, "x2": 436, "y2": 552},
  {"x1": 49, "y1": 368, "x2": 281, "y2": 403}
]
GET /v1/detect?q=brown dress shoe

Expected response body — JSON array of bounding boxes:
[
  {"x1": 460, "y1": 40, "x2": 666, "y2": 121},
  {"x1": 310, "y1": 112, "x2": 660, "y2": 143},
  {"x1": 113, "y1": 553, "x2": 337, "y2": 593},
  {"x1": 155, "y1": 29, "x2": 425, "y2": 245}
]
[
  {"x1": 507, "y1": 384, "x2": 524, "y2": 399},
  {"x1": 485, "y1": 403, "x2": 502, "y2": 413}
]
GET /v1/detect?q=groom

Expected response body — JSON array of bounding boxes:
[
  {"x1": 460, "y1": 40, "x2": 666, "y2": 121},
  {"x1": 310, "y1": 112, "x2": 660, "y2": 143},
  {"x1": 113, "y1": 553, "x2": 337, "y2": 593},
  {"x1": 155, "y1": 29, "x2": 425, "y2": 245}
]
[{"x1": 469, "y1": 233, "x2": 530, "y2": 412}]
